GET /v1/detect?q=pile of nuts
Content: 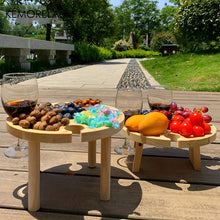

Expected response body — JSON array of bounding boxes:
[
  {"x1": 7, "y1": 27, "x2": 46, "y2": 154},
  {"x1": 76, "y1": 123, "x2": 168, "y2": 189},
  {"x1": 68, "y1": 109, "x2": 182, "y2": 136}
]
[
  {"x1": 73, "y1": 98, "x2": 102, "y2": 108},
  {"x1": 11, "y1": 103, "x2": 69, "y2": 131}
]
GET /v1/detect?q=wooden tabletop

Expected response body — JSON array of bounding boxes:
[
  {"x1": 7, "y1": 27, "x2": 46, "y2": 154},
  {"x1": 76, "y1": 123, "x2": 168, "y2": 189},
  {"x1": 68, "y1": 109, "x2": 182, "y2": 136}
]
[{"x1": 0, "y1": 87, "x2": 220, "y2": 219}]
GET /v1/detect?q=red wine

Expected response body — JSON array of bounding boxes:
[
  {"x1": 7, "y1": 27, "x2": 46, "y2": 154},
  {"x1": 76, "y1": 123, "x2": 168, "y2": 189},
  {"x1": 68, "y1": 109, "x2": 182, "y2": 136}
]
[
  {"x1": 149, "y1": 102, "x2": 170, "y2": 111},
  {"x1": 123, "y1": 109, "x2": 141, "y2": 121},
  {"x1": 2, "y1": 99, "x2": 37, "y2": 118}
]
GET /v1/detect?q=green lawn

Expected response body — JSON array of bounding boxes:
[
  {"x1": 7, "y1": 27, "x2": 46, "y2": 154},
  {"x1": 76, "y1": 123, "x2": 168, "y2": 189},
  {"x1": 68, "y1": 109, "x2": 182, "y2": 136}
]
[{"x1": 140, "y1": 53, "x2": 220, "y2": 91}]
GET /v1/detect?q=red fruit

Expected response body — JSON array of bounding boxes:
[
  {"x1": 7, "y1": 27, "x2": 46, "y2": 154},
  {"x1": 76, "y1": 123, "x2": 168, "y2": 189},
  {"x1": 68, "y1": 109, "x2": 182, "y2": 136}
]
[
  {"x1": 203, "y1": 115, "x2": 212, "y2": 123},
  {"x1": 170, "y1": 102, "x2": 177, "y2": 112},
  {"x1": 184, "y1": 118, "x2": 191, "y2": 124},
  {"x1": 184, "y1": 108, "x2": 191, "y2": 113},
  {"x1": 178, "y1": 121, "x2": 193, "y2": 137},
  {"x1": 182, "y1": 118, "x2": 192, "y2": 124},
  {"x1": 201, "y1": 106, "x2": 208, "y2": 113},
  {"x1": 160, "y1": 110, "x2": 172, "y2": 120},
  {"x1": 189, "y1": 112, "x2": 203, "y2": 126},
  {"x1": 172, "y1": 115, "x2": 185, "y2": 123},
  {"x1": 177, "y1": 106, "x2": 184, "y2": 111},
  {"x1": 202, "y1": 122, "x2": 211, "y2": 134},
  {"x1": 153, "y1": 109, "x2": 160, "y2": 112},
  {"x1": 170, "y1": 121, "x2": 180, "y2": 133},
  {"x1": 182, "y1": 111, "x2": 191, "y2": 118},
  {"x1": 174, "y1": 110, "x2": 184, "y2": 116},
  {"x1": 193, "y1": 126, "x2": 204, "y2": 137}
]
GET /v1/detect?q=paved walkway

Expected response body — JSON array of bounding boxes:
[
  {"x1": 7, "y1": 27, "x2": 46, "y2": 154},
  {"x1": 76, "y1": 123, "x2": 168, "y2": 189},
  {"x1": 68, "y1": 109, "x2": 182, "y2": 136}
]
[
  {"x1": 37, "y1": 58, "x2": 130, "y2": 89},
  {"x1": 37, "y1": 58, "x2": 159, "y2": 89}
]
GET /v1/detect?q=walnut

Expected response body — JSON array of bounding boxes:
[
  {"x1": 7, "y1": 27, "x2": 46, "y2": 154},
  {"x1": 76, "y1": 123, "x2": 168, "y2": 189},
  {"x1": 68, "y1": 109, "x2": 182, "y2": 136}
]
[
  {"x1": 19, "y1": 113, "x2": 27, "y2": 120},
  {"x1": 56, "y1": 114, "x2": 62, "y2": 121},
  {"x1": 49, "y1": 116, "x2": 58, "y2": 125},
  {"x1": 12, "y1": 117, "x2": 20, "y2": 125},
  {"x1": 47, "y1": 111, "x2": 56, "y2": 117},
  {"x1": 38, "y1": 121, "x2": 47, "y2": 130},
  {"x1": 41, "y1": 114, "x2": 50, "y2": 123},
  {"x1": 53, "y1": 108, "x2": 62, "y2": 114},
  {"x1": 53, "y1": 123, "x2": 60, "y2": 131},
  {"x1": 26, "y1": 116, "x2": 37, "y2": 124},
  {"x1": 33, "y1": 121, "x2": 41, "y2": 130},
  {"x1": 40, "y1": 109, "x2": 48, "y2": 116},
  {"x1": 30, "y1": 110, "x2": 41, "y2": 119},
  {"x1": 61, "y1": 117, "x2": 70, "y2": 126},
  {"x1": 19, "y1": 119, "x2": 30, "y2": 129},
  {"x1": 45, "y1": 125, "x2": 55, "y2": 131}
]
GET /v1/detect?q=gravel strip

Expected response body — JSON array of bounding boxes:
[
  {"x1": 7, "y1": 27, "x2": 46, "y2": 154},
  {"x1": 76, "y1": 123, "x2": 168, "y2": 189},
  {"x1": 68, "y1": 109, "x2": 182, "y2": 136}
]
[
  {"x1": 117, "y1": 59, "x2": 150, "y2": 89},
  {"x1": 0, "y1": 64, "x2": 87, "y2": 85},
  {"x1": 34, "y1": 64, "x2": 87, "y2": 79}
]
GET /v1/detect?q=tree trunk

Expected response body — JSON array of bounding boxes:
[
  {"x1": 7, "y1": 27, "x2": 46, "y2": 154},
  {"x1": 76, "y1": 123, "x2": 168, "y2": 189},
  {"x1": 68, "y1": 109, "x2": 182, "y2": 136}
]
[{"x1": 46, "y1": 23, "x2": 52, "y2": 41}]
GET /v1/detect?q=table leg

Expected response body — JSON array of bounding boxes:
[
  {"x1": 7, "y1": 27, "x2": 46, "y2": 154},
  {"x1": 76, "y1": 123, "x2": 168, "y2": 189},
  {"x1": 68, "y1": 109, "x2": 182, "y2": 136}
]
[
  {"x1": 100, "y1": 137, "x2": 111, "y2": 200},
  {"x1": 28, "y1": 141, "x2": 40, "y2": 211},
  {"x1": 132, "y1": 142, "x2": 143, "y2": 173},
  {"x1": 189, "y1": 146, "x2": 201, "y2": 170},
  {"x1": 88, "y1": 140, "x2": 96, "y2": 168}
]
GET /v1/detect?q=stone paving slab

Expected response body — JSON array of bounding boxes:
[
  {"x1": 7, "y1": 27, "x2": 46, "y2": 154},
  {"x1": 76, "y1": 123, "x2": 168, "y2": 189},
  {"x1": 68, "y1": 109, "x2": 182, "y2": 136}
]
[{"x1": 37, "y1": 58, "x2": 131, "y2": 89}]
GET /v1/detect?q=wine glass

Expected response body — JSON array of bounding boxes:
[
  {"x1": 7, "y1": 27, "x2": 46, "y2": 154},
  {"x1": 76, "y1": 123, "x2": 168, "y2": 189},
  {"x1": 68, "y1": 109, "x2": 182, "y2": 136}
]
[
  {"x1": 1, "y1": 73, "x2": 38, "y2": 158},
  {"x1": 147, "y1": 85, "x2": 172, "y2": 111},
  {"x1": 114, "y1": 87, "x2": 143, "y2": 155}
]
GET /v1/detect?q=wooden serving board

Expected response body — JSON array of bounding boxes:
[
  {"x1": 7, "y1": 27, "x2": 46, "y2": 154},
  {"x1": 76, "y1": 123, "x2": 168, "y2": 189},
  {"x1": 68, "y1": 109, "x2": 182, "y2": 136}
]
[{"x1": 120, "y1": 125, "x2": 217, "y2": 172}]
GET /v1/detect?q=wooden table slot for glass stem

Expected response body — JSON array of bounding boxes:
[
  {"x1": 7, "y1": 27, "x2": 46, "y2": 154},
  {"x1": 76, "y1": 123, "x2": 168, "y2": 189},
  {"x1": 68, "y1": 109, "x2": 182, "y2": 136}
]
[
  {"x1": 121, "y1": 126, "x2": 217, "y2": 172},
  {"x1": 6, "y1": 106, "x2": 124, "y2": 212}
]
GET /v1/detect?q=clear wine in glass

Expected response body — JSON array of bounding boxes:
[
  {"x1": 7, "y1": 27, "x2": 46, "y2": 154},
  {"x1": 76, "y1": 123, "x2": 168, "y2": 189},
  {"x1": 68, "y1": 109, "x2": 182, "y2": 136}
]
[
  {"x1": 147, "y1": 85, "x2": 172, "y2": 111},
  {"x1": 1, "y1": 73, "x2": 38, "y2": 158},
  {"x1": 114, "y1": 87, "x2": 143, "y2": 155}
]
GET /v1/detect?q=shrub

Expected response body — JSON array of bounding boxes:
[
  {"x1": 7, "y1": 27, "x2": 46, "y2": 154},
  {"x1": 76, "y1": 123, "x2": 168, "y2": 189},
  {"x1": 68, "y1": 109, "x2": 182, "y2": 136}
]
[
  {"x1": 71, "y1": 42, "x2": 113, "y2": 63},
  {"x1": 113, "y1": 40, "x2": 133, "y2": 51},
  {"x1": 120, "y1": 49, "x2": 160, "y2": 58},
  {"x1": 150, "y1": 32, "x2": 177, "y2": 52},
  {"x1": 0, "y1": 59, "x2": 22, "y2": 78},
  {"x1": 138, "y1": 44, "x2": 150, "y2": 51}
]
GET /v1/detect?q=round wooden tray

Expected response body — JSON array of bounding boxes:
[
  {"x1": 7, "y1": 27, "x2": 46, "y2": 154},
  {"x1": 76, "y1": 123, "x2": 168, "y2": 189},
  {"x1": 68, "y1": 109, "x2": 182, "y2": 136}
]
[
  {"x1": 120, "y1": 125, "x2": 217, "y2": 148},
  {"x1": 6, "y1": 106, "x2": 125, "y2": 143}
]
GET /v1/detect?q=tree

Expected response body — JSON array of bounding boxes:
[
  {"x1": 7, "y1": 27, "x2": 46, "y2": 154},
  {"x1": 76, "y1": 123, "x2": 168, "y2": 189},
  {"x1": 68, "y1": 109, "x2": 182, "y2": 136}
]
[
  {"x1": 169, "y1": 0, "x2": 181, "y2": 6},
  {"x1": 174, "y1": 0, "x2": 220, "y2": 49},
  {"x1": 158, "y1": 6, "x2": 177, "y2": 32},
  {"x1": 114, "y1": 0, "x2": 160, "y2": 46},
  {"x1": 0, "y1": 11, "x2": 11, "y2": 34},
  {"x1": 53, "y1": 0, "x2": 115, "y2": 45}
]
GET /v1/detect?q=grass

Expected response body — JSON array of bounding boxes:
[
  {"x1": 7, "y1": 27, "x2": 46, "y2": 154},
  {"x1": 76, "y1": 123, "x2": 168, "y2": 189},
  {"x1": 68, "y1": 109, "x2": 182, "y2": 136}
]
[{"x1": 140, "y1": 52, "x2": 220, "y2": 92}]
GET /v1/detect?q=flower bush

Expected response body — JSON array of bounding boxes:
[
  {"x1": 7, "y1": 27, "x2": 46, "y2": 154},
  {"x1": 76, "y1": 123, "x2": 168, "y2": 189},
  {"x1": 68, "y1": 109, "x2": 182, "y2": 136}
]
[{"x1": 150, "y1": 32, "x2": 177, "y2": 52}]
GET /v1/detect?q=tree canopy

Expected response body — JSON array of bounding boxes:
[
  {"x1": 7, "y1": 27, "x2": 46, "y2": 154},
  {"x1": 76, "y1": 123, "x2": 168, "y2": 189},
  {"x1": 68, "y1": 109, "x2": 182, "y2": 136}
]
[
  {"x1": 114, "y1": 0, "x2": 160, "y2": 45},
  {"x1": 174, "y1": 0, "x2": 220, "y2": 47}
]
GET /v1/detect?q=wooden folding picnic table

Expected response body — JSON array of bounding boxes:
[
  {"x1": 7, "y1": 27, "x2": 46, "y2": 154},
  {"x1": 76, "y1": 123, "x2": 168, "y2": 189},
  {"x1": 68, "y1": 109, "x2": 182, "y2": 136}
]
[
  {"x1": 121, "y1": 125, "x2": 217, "y2": 172},
  {"x1": 6, "y1": 107, "x2": 124, "y2": 211}
]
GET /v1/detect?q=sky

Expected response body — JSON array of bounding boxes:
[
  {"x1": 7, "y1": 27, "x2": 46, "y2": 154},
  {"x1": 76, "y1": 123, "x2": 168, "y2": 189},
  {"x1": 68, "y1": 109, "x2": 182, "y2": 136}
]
[{"x1": 109, "y1": 0, "x2": 175, "y2": 10}]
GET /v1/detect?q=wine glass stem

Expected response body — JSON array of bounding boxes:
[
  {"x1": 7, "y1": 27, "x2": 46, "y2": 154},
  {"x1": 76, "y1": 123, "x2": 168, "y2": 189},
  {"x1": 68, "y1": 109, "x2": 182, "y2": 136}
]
[
  {"x1": 123, "y1": 138, "x2": 129, "y2": 149},
  {"x1": 15, "y1": 139, "x2": 22, "y2": 151}
]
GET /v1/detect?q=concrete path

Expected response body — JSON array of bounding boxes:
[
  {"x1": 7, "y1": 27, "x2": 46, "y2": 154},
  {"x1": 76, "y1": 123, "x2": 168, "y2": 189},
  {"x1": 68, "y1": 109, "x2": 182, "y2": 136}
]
[{"x1": 37, "y1": 58, "x2": 131, "y2": 89}]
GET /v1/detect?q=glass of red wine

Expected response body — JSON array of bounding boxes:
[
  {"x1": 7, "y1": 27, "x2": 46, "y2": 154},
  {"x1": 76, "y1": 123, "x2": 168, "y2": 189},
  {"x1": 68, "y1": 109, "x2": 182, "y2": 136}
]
[
  {"x1": 1, "y1": 73, "x2": 38, "y2": 158},
  {"x1": 147, "y1": 85, "x2": 172, "y2": 111},
  {"x1": 114, "y1": 87, "x2": 143, "y2": 155}
]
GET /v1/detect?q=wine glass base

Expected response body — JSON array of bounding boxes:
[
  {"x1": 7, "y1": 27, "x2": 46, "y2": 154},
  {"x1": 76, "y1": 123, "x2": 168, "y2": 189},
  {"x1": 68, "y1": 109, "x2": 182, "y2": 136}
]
[
  {"x1": 114, "y1": 146, "x2": 135, "y2": 155},
  {"x1": 4, "y1": 145, "x2": 28, "y2": 159}
]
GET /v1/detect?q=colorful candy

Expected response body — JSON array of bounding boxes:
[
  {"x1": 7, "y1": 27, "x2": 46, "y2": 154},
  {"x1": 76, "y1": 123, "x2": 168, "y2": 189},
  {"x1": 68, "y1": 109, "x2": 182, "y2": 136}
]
[{"x1": 74, "y1": 104, "x2": 121, "y2": 129}]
